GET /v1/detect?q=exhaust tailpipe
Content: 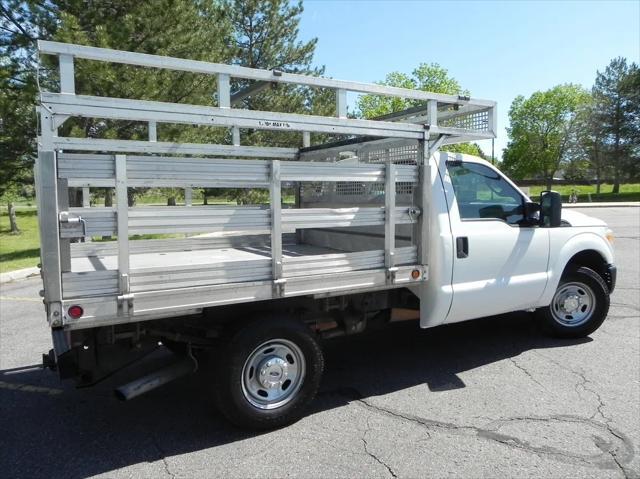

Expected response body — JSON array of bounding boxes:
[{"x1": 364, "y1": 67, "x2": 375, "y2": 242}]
[{"x1": 115, "y1": 357, "x2": 196, "y2": 401}]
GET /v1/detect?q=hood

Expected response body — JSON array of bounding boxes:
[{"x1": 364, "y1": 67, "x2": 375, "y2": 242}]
[{"x1": 561, "y1": 209, "x2": 607, "y2": 227}]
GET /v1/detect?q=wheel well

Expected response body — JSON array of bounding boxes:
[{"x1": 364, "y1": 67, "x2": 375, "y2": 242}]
[{"x1": 563, "y1": 250, "x2": 609, "y2": 286}]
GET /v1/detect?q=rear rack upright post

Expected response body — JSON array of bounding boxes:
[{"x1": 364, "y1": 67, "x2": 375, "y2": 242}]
[
  {"x1": 385, "y1": 158, "x2": 396, "y2": 282},
  {"x1": 417, "y1": 139, "x2": 431, "y2": 268},
  {"x1": 115, "y1": 154, "x2": 131, "y2": 312},
  {"x1": 270, "y1": 160, "x2": 284, "y2": 296}
]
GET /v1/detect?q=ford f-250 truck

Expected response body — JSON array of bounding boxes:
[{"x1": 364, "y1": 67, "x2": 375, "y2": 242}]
[{"x1": 35, "y1": 41, "x2": 616, "y2": 429}]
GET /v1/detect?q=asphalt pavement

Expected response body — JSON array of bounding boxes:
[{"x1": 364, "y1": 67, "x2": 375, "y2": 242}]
[{"x1": 0, "y1": 207, "x2": 638, "y2": 479}]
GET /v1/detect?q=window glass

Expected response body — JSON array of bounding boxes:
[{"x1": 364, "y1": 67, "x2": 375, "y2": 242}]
[{"x1": 447, "y1": 162, "x2": 524, "y2": 224}]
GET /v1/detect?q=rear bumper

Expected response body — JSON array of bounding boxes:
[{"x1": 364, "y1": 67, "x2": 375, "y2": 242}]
[{"x1": 604, "y1": 263, "x2": 617, "y2": 293}]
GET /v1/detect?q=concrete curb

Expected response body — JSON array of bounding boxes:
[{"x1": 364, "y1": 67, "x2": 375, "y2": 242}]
[
  {"x1": 564, "y1": 202, "x2": 640, "y2": 208},
  {"x1": 0, "y1": 267, "x2": 40, "y2": 284}
]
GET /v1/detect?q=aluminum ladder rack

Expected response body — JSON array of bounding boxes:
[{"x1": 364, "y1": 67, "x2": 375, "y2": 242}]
[{"x1": 35, "y1": 41, "x2": 496, "y2": 330}]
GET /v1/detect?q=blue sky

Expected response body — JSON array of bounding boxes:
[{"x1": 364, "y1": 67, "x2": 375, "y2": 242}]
[{"x1": 298, "y1": 0, "x2": 640, "y2": 158}]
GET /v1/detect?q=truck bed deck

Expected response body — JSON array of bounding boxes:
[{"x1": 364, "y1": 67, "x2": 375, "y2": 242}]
[{"x1": 71, "y1": 242, "x2": 341, "y2": 273}]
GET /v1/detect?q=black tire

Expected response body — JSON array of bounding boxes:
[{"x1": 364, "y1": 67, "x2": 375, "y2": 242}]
[
  {"x1": 213, "y1": 317, "x2": 324, "y2": 430},
  {"x1": 536, "y1": 266, "x2": 610, "y2": 338}
]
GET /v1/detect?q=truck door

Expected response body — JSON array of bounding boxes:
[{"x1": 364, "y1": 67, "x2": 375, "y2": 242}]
[{"x1": 441, "y1": 156, "x2": 550, "y2": 323}]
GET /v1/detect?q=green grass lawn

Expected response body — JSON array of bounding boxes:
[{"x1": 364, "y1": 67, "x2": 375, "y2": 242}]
[
  {"x1": 526, "y1": 183, "x2": 640, "y2": 202},
  {"x1": 0, "y1": 209, "x2": 40, "y2": 273}
]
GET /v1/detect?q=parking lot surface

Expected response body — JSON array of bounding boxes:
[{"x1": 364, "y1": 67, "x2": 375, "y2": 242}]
[{"x1": 1, "y1": 207, "x2": 638, "y2": 479}]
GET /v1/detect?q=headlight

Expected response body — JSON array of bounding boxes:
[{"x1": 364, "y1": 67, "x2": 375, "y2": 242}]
[{"x1": 605, "y1": 228, "x2": 614, "y2": 245}]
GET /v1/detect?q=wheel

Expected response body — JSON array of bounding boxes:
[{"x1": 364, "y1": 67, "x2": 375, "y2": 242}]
[
  {"x1": 213, "y1": 317, "x2": 324, "y2": 430},
  {"x1": 536, "y1": 266, "x2": 610, "y2": 338}
]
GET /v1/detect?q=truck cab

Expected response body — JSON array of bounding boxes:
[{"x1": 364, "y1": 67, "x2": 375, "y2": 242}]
[{"x1": 417, "y1": 151, "x2": 616, "y2": 335}]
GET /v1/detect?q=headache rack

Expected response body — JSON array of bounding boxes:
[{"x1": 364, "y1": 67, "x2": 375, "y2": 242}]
[{"x1": 35, "y1": 41, "x2": 497, "y2": 330}]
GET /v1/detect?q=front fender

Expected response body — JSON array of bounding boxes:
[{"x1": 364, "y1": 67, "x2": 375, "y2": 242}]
[{"x1": 537, "y1": 231, "x2": 614, "y2": 307}]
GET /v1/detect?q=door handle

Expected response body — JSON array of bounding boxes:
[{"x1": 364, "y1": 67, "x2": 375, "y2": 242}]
[{"x1": 456, "y1": 237, "x2": 469, "y2": 258}]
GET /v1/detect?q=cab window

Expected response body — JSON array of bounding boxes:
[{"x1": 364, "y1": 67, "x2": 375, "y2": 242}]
[{"x1": 447, "y1": 162, "x2": 524, "y2": 225}]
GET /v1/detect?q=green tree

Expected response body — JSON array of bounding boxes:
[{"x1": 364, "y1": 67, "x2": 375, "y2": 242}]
[
  {"x1": 226, "y1": 0, "x2": 334, "y2": 134},
  {"x1": 572, "y1": 98, "x2": 608, "y2": 193},
  {"x1": 2, "y1": 1, "x2": 233, "y2": 208},
  {"x1": 592, "y1": 57, "x2": 640, "y2": 193},
  {"x1": 356, "y1": 64, "x2": 467, "y2": 119},
  {"x1": 221, "y1": 0, "x2": 334, "y2": 203},
  {"x1": 356, "y1": 64, "x2": 484, "y2": 157},
  {"x1": 502, "y1": 84, "x2": 590, "y2": 190},
  {"x1": 54, "y1": 0, "x2": 231, "y2": 206}
]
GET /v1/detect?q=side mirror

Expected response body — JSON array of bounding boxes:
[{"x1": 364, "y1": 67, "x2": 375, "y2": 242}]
[
  {"x1": 524, "y1": 201, "x2": 540, "y2": 218},
  {"x1": 540, "y1": 190, "x2": 562, "y2": 227}
]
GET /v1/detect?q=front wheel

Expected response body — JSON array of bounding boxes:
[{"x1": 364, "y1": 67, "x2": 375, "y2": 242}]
[
  {"x1": 213, "y1": 317, "x2": 324, "y2": 430},
  {"x1": 536, "y1": 266, "x2": 610, "y2": 338}
]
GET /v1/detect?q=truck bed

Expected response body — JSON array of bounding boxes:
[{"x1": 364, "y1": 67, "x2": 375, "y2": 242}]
[{"x1": 71, "y1": 242, "x2": 341, "y2": 274}]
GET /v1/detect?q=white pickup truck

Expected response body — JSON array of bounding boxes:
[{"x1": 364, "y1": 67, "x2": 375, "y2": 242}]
[{"x1": 36, "y1": 42, "x2": 616, "y2": 429}]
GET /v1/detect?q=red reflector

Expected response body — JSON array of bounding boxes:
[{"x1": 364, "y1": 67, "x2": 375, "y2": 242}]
[{"x1": 68, "y1": 305, "x2": 83, "y2": 319}]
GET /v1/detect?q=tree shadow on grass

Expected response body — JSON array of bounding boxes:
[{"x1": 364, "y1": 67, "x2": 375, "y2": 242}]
[{"x1": 0, "y1": 248, "x2": 40, "y2": 263}]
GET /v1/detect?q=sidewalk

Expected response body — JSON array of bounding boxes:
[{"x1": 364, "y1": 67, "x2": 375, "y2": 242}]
[{"x1": 0, "y1": 267, "x2": 40, "y2": 284}]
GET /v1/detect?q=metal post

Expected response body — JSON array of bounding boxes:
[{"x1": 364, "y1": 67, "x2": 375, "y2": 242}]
[
  {"x1": 59, "y1": 54, "x2": 75, "y2": 94},
  {"x1": 82, "y1": 187, "x2": 90, "y2": 207},
  {"x1": 57, "y1": 179, "x2": 71, "y2": 271},
  {"x1": 38, "y1": 151, "x2": 63, "y2": 325},
  {"x1": 488, "y1": 104, "x2": 497, "y2": 138},
  {"x1": 115, "y1": 155, "x2": 130, "y2": 300},
  {"x1": 81, "y1": 186, "x2": 92, "y2": 242},
  {"x1": 217, "y1": 73, "x2": 231, "y2": 108},
  {"x1": 148, "y1": 121, "x2": 157, "y2": 142},
  {"x1": 270, "y1": 160, "x2": 284, "y2": 296},
  {"x1": 302, "y1": 131, "x2": 311, "y2": 148},
  {"x1": 336, "y1": 89, "x2": 347, "y2": 118},
  {"x1": 184, "y1": 187, "x2": 192, "y2": 206},
  {"x1": 417, "y1": 139, "x2": 431, "y2": 267},
  {"x1": 385, "y1": 159, "x2": 396, "y2": 273},
  {"x1": 427, "y1": 100, "x2": 438, "y2": 129},
  {"x1": 232, "y1": 126, "x2": 240, "y2": 146}
]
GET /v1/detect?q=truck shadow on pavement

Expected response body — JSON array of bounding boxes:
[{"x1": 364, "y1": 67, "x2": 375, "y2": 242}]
[{"x1": 0, "y1": 312, "x2": 591, "y2": 478}]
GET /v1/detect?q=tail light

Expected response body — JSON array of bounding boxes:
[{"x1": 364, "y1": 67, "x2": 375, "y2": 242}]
[{"x1": 67, "y1": 305, "x2": 84, "y2": 319}]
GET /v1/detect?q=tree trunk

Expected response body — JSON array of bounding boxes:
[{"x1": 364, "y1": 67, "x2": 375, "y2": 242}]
[
  {"x1": 8, "y1": 202, "x2": 20, "y2": 234},
  {"x1": 612, "y1": 132, "x2": 621, "y2": 194},
  {"x1": 612, "y1": 169, "x2": 621, "y2": 194},
  {"x1": 203, "y1": 194, "x2": 208, "y2": 205},
  {"x1": 167, "y1": 197, "x2": 176, "y2": 206},
  {"x1": 546, "y1": 176, "x2": 553, "y2": 191}
]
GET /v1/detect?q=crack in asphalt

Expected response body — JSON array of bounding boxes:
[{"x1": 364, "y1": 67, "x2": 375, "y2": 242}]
[
  {"x1": 361, "y1": 417, "x2": 398, "y2": 478},
  {"x1": 531, "y1": 352, "x2": 636, "y2": 478},
  {"x1": 320, "y1": 387, "x2": 635, "y2": 475},
  {"x1": 508, "y1": 357, "x2": 546, "y2": 389},
  {"x1": 150, "y1": 434, "x2": 176, "y2": 479}
]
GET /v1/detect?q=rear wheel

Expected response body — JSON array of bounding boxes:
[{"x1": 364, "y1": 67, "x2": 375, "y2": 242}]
[
  {"x1": 214, "y1": 317, "x2": 324, "y2": 429},
  {"x1": 536, "y1": 266, "x2": 610, "y2": 338}
]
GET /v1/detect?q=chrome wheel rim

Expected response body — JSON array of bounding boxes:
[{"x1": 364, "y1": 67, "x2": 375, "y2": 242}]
[
  {"x1": 550, "y1": 281, "x2": 596, "y2": 327},
  {"x1": 241, "y1": 339, "x2": 306, "y2": 410}
]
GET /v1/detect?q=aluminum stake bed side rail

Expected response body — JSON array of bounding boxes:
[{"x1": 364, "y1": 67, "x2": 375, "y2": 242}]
[{"x1": 36, "y1": 41, "x2": 496, "y2": 331}]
